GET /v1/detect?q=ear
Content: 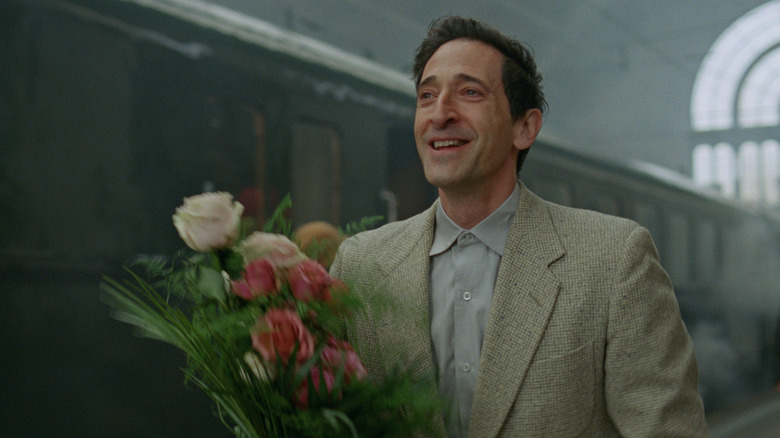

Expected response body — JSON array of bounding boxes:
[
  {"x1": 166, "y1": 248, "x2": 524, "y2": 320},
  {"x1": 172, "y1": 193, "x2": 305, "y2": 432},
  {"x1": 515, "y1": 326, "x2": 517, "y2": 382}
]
[{"x1": 512, "y1": 108, "x2": 543, "y2": 151}]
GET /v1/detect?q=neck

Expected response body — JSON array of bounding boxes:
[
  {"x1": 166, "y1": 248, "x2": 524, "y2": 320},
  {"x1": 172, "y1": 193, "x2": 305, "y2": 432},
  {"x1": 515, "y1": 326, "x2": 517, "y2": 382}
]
[{"x1": 438, "y1": 180, "x2": 516, "y2": 229}]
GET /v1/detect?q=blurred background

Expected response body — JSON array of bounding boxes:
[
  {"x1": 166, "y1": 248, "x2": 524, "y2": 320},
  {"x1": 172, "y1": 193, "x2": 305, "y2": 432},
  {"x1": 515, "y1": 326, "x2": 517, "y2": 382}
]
[{"x1": 2, "y1": 0, "x2": 780, "y2": 436}]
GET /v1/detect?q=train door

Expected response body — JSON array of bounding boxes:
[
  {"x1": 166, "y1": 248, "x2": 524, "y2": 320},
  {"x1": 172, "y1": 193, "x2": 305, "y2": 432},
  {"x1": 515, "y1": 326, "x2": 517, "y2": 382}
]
[{"x1": 290, "y1": 121, "x2": 340, "y2": 227}]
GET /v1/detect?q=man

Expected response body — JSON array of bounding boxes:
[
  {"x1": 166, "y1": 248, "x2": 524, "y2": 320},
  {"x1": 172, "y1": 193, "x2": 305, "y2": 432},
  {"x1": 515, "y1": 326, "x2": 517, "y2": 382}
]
[{"x1": 331, "y1": 16, "x2": 708, "y2": 437}]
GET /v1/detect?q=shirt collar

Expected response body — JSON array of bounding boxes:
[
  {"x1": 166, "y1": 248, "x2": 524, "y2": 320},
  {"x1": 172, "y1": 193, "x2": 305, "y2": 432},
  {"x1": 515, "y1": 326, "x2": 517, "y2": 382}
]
[{"x1": 430, "y1": 184, "x2": 519, "y2": 256}]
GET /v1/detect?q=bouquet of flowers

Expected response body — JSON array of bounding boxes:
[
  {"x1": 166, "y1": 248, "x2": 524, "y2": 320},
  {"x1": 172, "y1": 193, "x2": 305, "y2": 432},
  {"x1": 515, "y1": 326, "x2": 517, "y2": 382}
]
[{"x1": 102, "y1": 192, "x2": 440, "y2": 437}]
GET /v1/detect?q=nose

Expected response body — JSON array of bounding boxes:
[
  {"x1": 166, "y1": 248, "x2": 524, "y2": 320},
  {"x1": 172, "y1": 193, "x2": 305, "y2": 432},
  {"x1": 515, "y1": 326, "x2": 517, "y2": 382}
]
[{"x1": 429, "y1": 91, "x2": 459, "y2": 128}]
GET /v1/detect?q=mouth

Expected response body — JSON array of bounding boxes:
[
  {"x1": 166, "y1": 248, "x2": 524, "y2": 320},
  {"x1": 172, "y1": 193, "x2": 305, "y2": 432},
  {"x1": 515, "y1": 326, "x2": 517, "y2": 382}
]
[{"x1": 431, "y1": 139, "x2": 468, "y2": 149}]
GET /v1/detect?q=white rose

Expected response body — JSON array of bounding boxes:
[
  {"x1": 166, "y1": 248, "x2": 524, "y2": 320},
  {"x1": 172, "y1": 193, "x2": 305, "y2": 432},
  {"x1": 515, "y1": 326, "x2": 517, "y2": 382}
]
[
  {"x1": 172, "y1": 192, "x2": 244, "y2": 252},
  {"x1": 237, "y1": 232, "x2": 306, "y2": 268}
]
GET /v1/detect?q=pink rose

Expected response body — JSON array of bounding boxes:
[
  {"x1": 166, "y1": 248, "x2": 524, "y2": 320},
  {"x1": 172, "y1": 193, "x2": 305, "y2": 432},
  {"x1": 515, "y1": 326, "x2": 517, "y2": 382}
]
[
  {"x1": 251, "y1": 308, "x2": 315, "y2": 365},
  {"x1": 237, "y1": 232, "x2": 306, "y2": 268},
  {"x1": 287, "y1": 259, "x2": 334, "y2": 303},
  {"x1": 293, "y1": 366, "x2": 336, "y2": 408},
  {"x1": 232, "y1": 258, "x2": 280, "y2": 300},
  {"x1": 321, "y1": 336, "x2": 367, "y2": 384},
  {"x1": 172, "y1": 192, "x2": 243, "y2": 252}
]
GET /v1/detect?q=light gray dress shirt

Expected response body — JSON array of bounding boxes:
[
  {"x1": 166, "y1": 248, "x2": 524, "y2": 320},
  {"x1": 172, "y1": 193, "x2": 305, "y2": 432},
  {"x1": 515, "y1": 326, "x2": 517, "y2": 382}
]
[{"x1": 429, "y1": 185, "x2": 519, "y2": 438}]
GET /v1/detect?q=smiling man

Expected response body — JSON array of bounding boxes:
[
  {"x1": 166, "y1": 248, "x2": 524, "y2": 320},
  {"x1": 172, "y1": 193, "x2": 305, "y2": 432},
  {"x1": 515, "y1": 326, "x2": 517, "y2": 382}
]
[
  {"x1": 414, "y1": 37, "x2": 539, "y2": 228},
  {"x1": 331, "y1": 16, "x2": 708, "y2": 438}
]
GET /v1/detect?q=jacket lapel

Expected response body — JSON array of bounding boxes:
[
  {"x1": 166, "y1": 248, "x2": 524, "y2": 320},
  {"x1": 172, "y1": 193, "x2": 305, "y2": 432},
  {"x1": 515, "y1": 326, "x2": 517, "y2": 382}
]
[
  {"x1": 372, "y1": 202, "x2": 439, "y2": 379},
  {"x1": 469, "y1": 186, "x2": 566, "y2": 438},
  {"x1": 367, "y1": 202, "x2": 447, "y2": 433}
]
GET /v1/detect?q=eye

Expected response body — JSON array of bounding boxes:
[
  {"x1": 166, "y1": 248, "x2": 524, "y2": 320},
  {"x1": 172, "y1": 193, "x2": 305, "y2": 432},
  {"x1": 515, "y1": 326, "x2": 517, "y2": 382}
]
[
  {"x1": 417, "y1": 90, "x2": 437, "y2": 106},
  {"x1": 463, "y1": 88, "x2": 482, "y2": 97},
  {"x1": 418, "y1": 90, "x2": 434, "y2": 100}
]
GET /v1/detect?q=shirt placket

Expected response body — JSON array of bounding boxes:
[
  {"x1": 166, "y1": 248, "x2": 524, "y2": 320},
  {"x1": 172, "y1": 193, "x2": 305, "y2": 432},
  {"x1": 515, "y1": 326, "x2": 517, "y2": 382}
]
[{"x1": 452, "y1": 231, "x2": 483, "y2": 431}]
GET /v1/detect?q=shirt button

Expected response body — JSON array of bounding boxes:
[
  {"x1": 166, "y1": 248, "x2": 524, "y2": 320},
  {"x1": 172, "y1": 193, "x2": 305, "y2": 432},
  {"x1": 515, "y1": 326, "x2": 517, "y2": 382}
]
[
  {"x1": 463, "y1": 291, "x2": 472, "y2": 301},
  {"x1": 463, "y1": 363, "x2": 472, "y2": 372}
]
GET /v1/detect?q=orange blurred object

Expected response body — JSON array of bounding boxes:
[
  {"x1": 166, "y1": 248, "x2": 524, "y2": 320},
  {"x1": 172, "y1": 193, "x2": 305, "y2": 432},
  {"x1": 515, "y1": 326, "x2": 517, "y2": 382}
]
[{"x1": 294, "y1": 221, "x2": 345, "y2": 269}]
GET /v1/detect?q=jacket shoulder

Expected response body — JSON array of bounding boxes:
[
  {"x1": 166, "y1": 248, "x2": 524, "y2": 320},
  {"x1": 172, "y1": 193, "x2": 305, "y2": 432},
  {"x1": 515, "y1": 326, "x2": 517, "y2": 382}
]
[
  {"x1": 542, "y1": 198, "x2": 643, "y2": 240},
  {"x1": 331, "y1": 206, "x2": 434, "y2": 277},
  {"x1": 345, "y1": 210, "x2": 426, "y2": 251}
]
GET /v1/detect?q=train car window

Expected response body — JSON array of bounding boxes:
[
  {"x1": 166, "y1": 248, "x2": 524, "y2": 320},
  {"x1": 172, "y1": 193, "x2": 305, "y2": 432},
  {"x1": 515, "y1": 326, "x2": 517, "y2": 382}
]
[
  {"x1": 528, "y1": 179, "x2": 573, "y2": 206},
  {"x1": 665, "y1": 211, "x2": 691, "y2": 284},
  {"x1": 387, "y1": 125, "x2": 433, "y2": 220},
  {"x1": 693, "y1": 219, "x2": 719, "y2": 280},
  {"x1": 291, "y1": 121, "x2": 340, "y2": 227},
  {"x1": 202, "y1": 99, "x2": 267, "y2": 228},
  {"x1": 578, "y1": 188, "x2": 621, "y2": 216}
]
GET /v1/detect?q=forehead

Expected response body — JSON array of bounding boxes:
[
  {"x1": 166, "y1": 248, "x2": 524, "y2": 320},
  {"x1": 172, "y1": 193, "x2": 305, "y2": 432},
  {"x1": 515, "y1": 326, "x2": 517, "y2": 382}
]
[{"x1": 421, "y1": 39, "x2": 505, "y2": 83}]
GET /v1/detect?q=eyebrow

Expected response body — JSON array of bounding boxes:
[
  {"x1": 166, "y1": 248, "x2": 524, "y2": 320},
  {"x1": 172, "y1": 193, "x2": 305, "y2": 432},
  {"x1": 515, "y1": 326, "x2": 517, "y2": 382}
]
[{"x1": 417, "y1": 73, "x2": 492, "y2": 92}]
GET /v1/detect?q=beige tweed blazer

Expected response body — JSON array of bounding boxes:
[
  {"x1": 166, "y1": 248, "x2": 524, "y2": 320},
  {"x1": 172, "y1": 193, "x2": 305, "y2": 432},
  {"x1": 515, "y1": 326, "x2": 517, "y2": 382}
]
[{"x1": 330, "y1": 184, "x2": 708, "y2": 437}]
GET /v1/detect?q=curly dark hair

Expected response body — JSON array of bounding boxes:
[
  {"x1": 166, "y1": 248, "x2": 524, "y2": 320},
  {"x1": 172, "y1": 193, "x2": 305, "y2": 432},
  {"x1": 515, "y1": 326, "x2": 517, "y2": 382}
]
[{"x1": 412, "y1": 16, "x2": 547, "y2": 172}]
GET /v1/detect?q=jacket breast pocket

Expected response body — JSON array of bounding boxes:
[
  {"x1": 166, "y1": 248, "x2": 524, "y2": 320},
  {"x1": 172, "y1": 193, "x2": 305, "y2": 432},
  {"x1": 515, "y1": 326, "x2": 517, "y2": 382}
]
[{"x1": 505, "y1": 342, "x2": 597, "y2": 437}]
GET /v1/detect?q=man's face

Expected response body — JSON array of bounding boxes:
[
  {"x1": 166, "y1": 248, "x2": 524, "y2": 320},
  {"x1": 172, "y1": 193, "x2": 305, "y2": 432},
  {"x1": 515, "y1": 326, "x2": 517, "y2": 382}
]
[{"x1": 414, "y1": 38, "x2": 528, "y2": 195}]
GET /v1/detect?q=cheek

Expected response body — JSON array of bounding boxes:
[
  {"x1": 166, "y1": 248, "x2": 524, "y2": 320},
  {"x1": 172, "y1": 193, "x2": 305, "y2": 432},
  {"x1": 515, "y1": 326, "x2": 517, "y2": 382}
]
[
  {"x1": 413, "y1": 119, "x2": 427, "y2": 154},
  {"x1": 413, "y1": 115, "x2": 425, "y2": 138},
  {"x1": 487, "y1": 115, "x2": 514, "y2": 144}
]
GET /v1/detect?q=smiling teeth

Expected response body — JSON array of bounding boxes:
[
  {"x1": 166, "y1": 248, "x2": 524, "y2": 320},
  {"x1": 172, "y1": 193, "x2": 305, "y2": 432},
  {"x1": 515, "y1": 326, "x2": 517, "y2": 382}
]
[{"x1": 433, "y1": 140, "x2": 464, "y2": 149}]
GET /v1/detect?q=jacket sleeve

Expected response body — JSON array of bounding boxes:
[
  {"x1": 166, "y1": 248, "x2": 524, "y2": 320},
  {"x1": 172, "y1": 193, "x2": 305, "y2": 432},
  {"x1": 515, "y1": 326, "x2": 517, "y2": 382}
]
[{"x1": 604, "y1": 226, "x2": 708, "y2": 437}]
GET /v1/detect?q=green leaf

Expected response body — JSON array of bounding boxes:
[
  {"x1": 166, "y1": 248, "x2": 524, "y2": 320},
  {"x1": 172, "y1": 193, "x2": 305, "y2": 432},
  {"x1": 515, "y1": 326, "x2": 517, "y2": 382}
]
[
  {"x1": 321, "y1": 408, "x2": 358, "y2": 438},
  {"x1": 197, "y1": 266, "x2": 227, "y2": 301},
  {"x1": 342, "y1": 215, "x2": 383, "y2": 236},
  {"x1": 263, "y1": 194, "x2": 293, "y2": 236}
]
